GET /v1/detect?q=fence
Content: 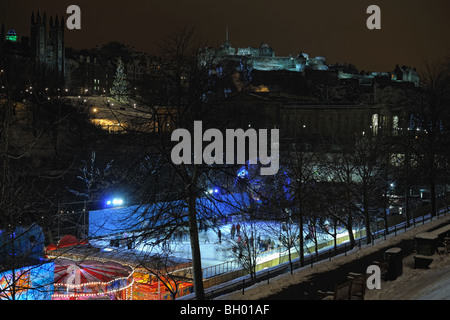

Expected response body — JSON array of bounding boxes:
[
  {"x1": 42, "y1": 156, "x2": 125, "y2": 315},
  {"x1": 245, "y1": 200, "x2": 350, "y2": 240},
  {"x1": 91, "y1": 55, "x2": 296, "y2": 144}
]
[
  {"x1": 201, "y1": 228, "x2": 366, "y2": 281},
  {"x1": 193, "y1": 206, "x2": 450, "y2": 300},
  {"x1": 202, "y1": 260, "x2": 240, "y2": 279}
]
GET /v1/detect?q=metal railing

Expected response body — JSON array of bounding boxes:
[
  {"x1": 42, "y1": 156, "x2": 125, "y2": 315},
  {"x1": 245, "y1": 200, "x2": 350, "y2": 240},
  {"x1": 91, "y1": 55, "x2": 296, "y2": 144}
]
[
  {"x1": 202, "y1": 259, "x2": 241, "y2": 279},
  {"x1": 192, "y1": 207, "x2": 450, "y2": 300}
]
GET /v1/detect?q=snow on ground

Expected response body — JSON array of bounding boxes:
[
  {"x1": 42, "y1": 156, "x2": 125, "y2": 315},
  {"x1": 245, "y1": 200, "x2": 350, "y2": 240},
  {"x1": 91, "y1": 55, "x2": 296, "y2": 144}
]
[
  {"x1": 91, "y1": 220, "x2": 346, "y2": 270},
  {"x1": 215, "y1": 214, "x2": 450, "y2": 300},
  {"x1": 365, "y1": 248, "x2": 450, "y2": 300},
  {"x1": 89, "y1": 212, "x2": 450, "y2": 300}
]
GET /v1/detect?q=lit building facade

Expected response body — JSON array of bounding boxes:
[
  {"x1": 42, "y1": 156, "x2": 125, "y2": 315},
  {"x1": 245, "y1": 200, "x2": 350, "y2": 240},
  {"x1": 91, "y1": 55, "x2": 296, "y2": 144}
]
[
  {"x1": 0, "y1": 10, "x2": 65, "y2": 85},
  {"x1": 201, "y1": 39, "x2": 328, "y2": 72}
]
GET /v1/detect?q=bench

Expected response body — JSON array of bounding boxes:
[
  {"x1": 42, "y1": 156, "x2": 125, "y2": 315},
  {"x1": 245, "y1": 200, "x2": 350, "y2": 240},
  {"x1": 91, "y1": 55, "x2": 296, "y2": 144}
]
[
  {"x1": 317, "y1": 271, "x2": 369, "y2": 300},
  {"x1": 414, "y1": 255, "x2": 433, "y2": 269},
  {"x1": 373, "y1": 260, "x2": 389, "y2": 280},
  {"x1": 335, "y1": 280, "x2": 353, "y2": 300},
  {"x1": 347, "y1": 272, "x2": 367, "y2": 300},
  {"x1": 416, "y1": 223, "x2": 450, "y2": 255}
]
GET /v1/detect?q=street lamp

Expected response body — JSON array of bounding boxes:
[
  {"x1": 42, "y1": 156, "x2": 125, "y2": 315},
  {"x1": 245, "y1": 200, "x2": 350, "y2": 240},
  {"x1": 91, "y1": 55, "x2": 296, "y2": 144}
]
[
  {"x1": 106, "y1": 197, "x2": 124, "y2": 207},
  {"x1": 208, "y1": 187, "x2": 220, "y2": 195}
]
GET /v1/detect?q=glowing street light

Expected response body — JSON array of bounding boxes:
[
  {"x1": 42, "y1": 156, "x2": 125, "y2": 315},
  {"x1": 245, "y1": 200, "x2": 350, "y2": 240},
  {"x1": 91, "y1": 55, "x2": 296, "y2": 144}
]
[
  {"x1": 208, "y1": 187, "x2": 220, "y2": 195},
  {"x1": 106, "y1": 197, "x2": 124, "y2": 207},
  {"x1": 113, "y1": 198, "x2": 123, "y2": 205}
]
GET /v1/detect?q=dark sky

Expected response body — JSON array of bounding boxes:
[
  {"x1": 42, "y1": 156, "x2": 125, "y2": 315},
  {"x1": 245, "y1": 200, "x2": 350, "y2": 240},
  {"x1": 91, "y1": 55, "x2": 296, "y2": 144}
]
[{"x1": 1, "y1": 0, "x2": 449, "y2": 72}]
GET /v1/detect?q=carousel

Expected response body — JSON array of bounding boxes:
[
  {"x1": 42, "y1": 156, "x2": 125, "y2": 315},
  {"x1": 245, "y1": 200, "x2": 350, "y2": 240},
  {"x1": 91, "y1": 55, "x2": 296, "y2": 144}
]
[
  {"x1": 47, "y1": 235, "x2": 134, "y2": 300},
  {"x1": 52, "y1": 259, "x2": 134, "y2": 300},
  {"x1": 46, "y1": 235, "x2": 195, "y2": 300}
]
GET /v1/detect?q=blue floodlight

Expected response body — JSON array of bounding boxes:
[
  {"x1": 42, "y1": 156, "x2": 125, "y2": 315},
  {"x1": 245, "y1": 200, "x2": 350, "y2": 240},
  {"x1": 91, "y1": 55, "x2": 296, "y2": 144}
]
[
  {"x1": 106, "y1": 197, "x2": 124, "y2": 207},
  {"x1": 208, "y1": 187, "x2": 220, "y2": 195},
  {"x1": 237, "y1": 168, "x2": 249, "y2": 178},
  {"x1": 112, "y1": 198, "x2": 123, "y2": 206}
]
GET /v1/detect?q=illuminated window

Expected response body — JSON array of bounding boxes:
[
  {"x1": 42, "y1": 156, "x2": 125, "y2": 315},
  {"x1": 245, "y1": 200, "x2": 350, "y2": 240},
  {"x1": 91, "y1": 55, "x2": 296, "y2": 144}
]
[
  {"x1": 372, "y1": 114, "x2": 378, "y2": 135},
  {"x1": 393, "y1": 115, "x2": 399, "y2": 135}
]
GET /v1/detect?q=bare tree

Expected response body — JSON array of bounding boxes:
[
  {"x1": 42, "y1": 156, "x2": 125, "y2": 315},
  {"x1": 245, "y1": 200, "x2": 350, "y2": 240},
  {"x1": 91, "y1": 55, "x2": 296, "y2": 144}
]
[
  {"x1": 67, "y1": 151, "x2": 113, "y2": 201},
  {"x1": 0, "y1": 60, "x2": 94, "y2": 300},
  {"x1": 285, "y1": 143, "x2": 326, "y2": 266},
  {"x1": 0, "y1": 223, "x2": 54, "y2": 300},
  {"x1": 100, "y1": 26, "x2": 240, "y2": 300},
  {"x1": 129, "y1": 239, "x2": 194, "y2": 300},
  {"x1": 222, "y1": 214, "x2": 260, "y2": 285},
  {"x1": 259, "y1": 169, "x2": 299, "y2": 274},
  {"x1": 325, "y1": 135, "x2": 382, "y2": 247},
  {"x1": 0, "y1": 94, "x2": 55, "y2": 299},
  {"x1": 406, "y1": 58, "x2": 450, "y2": 217}
]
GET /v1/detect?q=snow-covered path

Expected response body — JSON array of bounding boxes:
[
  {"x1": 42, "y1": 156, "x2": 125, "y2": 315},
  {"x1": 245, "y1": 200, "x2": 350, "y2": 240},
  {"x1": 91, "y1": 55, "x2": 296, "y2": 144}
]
[
  {"x1": 366, "y1": 251, "x2": 450, "y2": 300},
  {"x1": 216, "y1": 214, "x2": 450, "y2": 300}
]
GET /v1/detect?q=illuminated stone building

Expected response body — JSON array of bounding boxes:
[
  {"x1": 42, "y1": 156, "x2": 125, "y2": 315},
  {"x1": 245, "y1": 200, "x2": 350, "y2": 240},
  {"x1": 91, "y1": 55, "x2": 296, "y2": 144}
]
[
  {"x1": 0, "y1": 10, "x2": 65, "y2": 84},
  {"x1": 202, "y1": 39, "x2": 328, "y2": 73},
  {"x1": 30, "y1": 10, "x2": 65, "y2": 82},
  {"x1": 201, "y1": 28, "x2": 419, "y2": 89},
  {"x1": 65, "y1": 48, "x2": 162, "y2": 95},
  {"x1": 200, "y1": 27, "x2": 328, "y2": 73}
]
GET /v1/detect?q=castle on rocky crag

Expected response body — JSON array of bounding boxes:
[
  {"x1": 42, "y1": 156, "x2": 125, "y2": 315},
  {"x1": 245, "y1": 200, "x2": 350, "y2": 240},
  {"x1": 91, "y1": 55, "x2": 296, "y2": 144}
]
[
  {"x1": 200, "y1": 27, "x2": 329, "y2": 73},
  {"x1": 200, "y1": 27, "x2": 419, "y2": 87}
]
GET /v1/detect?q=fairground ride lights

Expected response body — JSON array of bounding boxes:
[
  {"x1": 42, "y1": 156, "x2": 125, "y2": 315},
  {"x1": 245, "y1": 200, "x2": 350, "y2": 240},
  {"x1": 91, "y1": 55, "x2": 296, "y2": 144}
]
[
  {"x1": 54, "y1": 274, "x2": 133, "y2": 289},
  {"x1": 46, "y1": 255, "x2": 135, "y2": 272},
  {"x1": 49, "y1": 256, "x2": 136, "y2": 299},
  {"x1": 52, "y1": 276, "x2": 135, "y2": 299}
]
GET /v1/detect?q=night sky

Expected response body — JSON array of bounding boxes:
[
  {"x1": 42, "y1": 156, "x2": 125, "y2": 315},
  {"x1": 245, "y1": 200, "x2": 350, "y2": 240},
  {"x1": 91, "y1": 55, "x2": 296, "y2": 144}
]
[{"x1": 1, "y1": 0, "x2": 449, "y2": 72}]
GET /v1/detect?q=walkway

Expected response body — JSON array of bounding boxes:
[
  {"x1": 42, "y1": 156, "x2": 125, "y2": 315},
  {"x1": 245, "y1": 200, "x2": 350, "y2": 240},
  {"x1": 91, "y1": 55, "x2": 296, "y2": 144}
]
[
  {"x1": 215, "y1": 214, "x2": 450, "y2": 300},
  {"x1": 365, "y1": 250, "x2": 450, "y2": 300}
]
